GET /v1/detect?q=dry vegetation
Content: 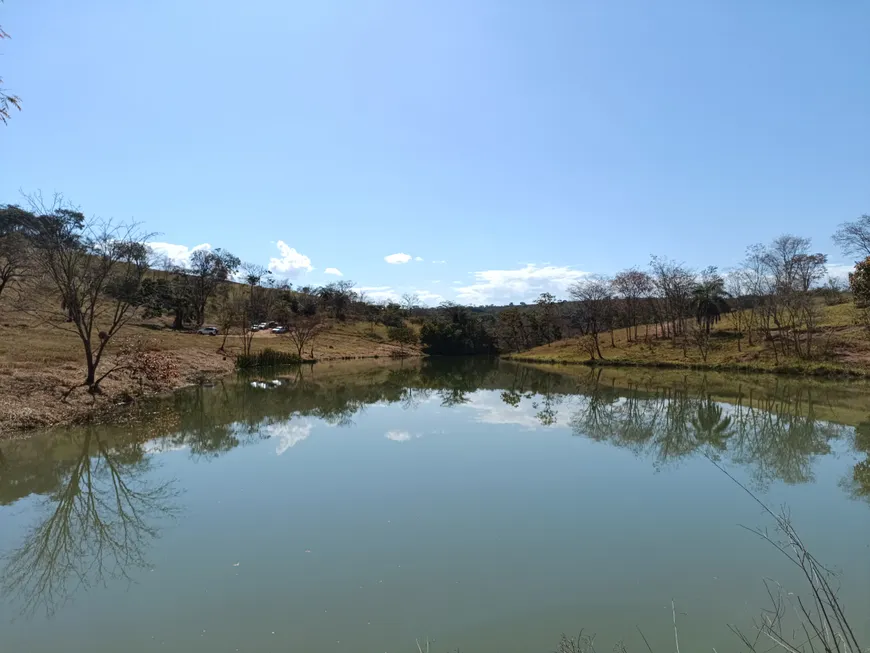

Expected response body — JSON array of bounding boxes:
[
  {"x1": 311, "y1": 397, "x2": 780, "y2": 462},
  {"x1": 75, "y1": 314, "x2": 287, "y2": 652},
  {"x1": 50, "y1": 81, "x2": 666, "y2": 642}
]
[
  {"x1": 0, "y1": 293, "x2": 419, "y2": 437},
  {"x1": 508, "y1": 302, "x2": 870, "y2": 376}
]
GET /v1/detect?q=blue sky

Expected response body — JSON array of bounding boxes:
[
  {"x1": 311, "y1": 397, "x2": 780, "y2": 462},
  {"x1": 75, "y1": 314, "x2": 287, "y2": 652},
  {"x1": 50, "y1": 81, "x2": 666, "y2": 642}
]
[{"x1": 1, "y1": 0, "x2": 868, "y2": 305}]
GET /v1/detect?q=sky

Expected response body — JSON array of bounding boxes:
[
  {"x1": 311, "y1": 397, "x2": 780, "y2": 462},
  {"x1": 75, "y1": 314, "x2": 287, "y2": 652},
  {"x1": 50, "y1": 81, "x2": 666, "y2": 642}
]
[{"x1": 1, "y1": 0, "x2": 868, "y2": 305}]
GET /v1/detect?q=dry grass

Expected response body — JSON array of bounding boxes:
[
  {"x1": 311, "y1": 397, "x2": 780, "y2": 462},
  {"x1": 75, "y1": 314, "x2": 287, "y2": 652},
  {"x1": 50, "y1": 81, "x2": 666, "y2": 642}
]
[
  {"x1": 508, "y1": 303, "x2": 870, "y2": 376},
  {"x1": 0, "y1": 293, "x2": 420, "y2": 437}
]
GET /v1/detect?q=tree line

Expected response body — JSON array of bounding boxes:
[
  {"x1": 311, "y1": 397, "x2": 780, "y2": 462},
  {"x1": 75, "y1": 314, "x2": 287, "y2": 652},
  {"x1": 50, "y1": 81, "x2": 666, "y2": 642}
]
[
  {"x1": 481, "y1": 221, "x2": 870, "y2": 362},
  {"x1": 3, "y1": 192, "x2": 870, "y2": 384},
  {"x1": 0, "y1": 194, "x2": 431, "y2": 386}
]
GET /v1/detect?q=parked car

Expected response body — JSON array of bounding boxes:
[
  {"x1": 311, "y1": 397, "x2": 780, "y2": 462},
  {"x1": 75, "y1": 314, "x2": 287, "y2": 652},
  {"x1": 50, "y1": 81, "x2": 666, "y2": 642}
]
[
  {"x1": 197, "y1": 327, "x2": 219, "y2": 336},
  {"x1": 271, "y1": 326, "x2": 288, "y2": 334},
  {"x1": 250, "y1": 324, "x2": 262, "y2": 331},
  {"x1": 265, "y1": 321, "x2": 279, "y2": 328}
]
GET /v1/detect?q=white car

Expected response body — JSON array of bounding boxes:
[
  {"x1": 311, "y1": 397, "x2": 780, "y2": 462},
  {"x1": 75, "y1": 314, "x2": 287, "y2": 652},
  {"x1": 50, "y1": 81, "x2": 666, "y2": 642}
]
[
  {"x1": 271, "y1": 326, "x2": 288, "y2": 334},
  {"x1": 197, "y1": 327, "x2": 219, "y2": 336}
]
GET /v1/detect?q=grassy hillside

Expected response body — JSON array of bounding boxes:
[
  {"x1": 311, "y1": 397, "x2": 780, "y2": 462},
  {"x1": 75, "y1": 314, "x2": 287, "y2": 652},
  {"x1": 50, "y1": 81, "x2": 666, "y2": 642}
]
[
  {"x1": 0, "y1": 292, "x2": 420, "y2": 436},
  {"x1": 507, "y1": 303, "x2": 870, "y2": 376}
]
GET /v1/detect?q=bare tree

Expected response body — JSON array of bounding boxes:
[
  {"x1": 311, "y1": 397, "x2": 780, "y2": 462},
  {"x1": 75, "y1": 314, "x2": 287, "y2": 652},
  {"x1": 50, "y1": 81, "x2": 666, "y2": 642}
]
[
  {"x1": 281, "y1": 314, "x2": 329, "y2": 359},
  {"x1": 0, "y1": 8, "x2": 22, "y2": 125},
  {"x1": 21, "y1": 195, "x2": 152, "y2": 389},
  {"x1": 832, "y1": 214, "x2": 870, "y2": 259},
  {"x1": 612, "y1": 268, "x2": 653, "y2": 341},
  {"x1": 0, "y1": 430, "x2": 178, "y2": 618},
  {"x1": 0, "y1": 208, "x2": 29, "y2": 303},
  {"x1": 213, "y1": 289, "x2": 238, "y2": 353},
  {"x1": 568, "y1": 277, "x2": 613, "y2": 359},
  {"x1": 241, "y1": 262, "x2": 269, "y2": 289},
  {"x1": 688, "y1": 322, "x2": 712, "y2": 362},
  {"x1": 401, "y1": 292, "x2": 420, "y2": 317},
  {"x1": 649, "y1": 256, "x2": 696, "y2": 341},
  {"x1": 725, "y1": 270, "x2": 749, "y2": 351},
  {"x1": 741, "y1": 235, "x2": 828, "y2": 360}
]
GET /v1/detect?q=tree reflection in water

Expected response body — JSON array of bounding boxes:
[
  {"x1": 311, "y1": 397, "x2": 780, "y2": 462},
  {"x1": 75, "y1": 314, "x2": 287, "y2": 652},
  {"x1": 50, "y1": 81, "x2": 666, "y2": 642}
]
[
  {"x1": 1, "y1": 429, "x2": 178, "y2": 618},
  {"x1": 565, "y1": 369, "x2": 853, "y2": 490}
]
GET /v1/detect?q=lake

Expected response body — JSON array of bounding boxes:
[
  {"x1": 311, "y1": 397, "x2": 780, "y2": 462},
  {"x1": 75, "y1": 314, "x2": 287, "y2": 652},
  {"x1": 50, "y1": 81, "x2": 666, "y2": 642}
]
[{"x1": 1, "y1": 359, "x2": 868, "y2": 653}]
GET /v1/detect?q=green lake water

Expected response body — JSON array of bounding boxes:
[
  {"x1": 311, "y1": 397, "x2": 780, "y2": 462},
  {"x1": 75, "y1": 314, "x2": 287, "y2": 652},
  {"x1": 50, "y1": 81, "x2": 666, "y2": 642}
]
[{"x1": 1, "y1": 359, "x2": 868, "y2": 652}]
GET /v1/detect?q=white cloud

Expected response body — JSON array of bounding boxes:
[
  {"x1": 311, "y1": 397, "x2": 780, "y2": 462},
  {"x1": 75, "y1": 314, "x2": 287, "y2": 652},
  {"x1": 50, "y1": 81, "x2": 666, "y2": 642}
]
[
  {"x1": 432, "y1": 260, "x2": 447, "y2": 264},
  {"x1": 147, "y1": 241, "x2": 211, "y2": 268},
  {"x1": 456, "y1": 264, "x2": 589, "y2": 305},
  {"x1": 415, "y1": 289, "x2": 443, "y2": 305},
  {"x1": 324, "y1": 267, "x2": 343, "y2": 276},
  {"x1": 269, "y1": 241, "x2": 313, "y2": 277},
  {"x1": 385, "y1": 253, "x2": 412, "y2": 264},
  {"x1": 359, "y1": 286, "x2": 401, "y2": 302},
  {"x1": 414, "y1": 256, "x2": 424, "y2": 262},
  {"x1": 385, "y1": 430, "x2": 421, "y2": 442},
  {"x1": 827, "y1": 263, "x2": 854, "y2": 281},
  {"x1": 262, "y1": 420, "x2": 313, "y2": 455}
]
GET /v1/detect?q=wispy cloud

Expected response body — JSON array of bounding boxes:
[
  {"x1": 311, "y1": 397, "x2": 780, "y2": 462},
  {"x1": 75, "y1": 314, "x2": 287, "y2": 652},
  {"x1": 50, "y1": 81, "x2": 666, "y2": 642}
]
[
  {"x1": 432, "y1": 260, "x2": 447, "y2": 264},
  {"x1": 261, "y1": 420, "x2": 313, "y2": 455},
  {"x1": 269, "y1": 241, "x2": 313, "y2": 277},
  {"x1": 414, "y1": 256, "x2": 424, "y2": 262},
  {"x1": 456, "y1": 264, "x2": 589, "y2": 305},
  {"x1": 324, "y1": 267, "x2": 343, "y2": 276},
  {"x1": 385, "y1": 253, "x2": 412, "y2": 264}
]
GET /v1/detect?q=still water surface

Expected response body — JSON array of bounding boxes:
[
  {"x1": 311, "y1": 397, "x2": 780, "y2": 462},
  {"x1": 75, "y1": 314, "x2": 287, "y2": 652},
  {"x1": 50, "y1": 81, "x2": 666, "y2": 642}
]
[{"x1": 1, "y1": 359, "x2": 868, "y2": 652}]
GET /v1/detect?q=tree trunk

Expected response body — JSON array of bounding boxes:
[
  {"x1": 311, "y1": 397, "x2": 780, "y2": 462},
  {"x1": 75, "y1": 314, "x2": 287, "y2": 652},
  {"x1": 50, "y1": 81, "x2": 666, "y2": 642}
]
[
  {"x1": 594, "y1": 333, "x2": 604, "y2": 359},
  {"x1": 84, "y1": 341, "x2": 96, "y2": 386}
]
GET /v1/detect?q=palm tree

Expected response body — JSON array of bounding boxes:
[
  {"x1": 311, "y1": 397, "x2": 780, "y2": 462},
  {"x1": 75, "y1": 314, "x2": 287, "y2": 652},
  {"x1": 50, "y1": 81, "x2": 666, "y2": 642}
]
[
  {"x1": 691, "y1": 397, "x2": 734, "y2": 451},
  {"x1": 692, "y1": 271, "x2": 730, "y2": 333}
]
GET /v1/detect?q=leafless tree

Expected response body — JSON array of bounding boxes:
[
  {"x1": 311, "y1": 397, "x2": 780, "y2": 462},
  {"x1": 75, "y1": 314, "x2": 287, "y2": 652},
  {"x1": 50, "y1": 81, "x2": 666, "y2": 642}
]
[
  {"x1": 612, "y1": 268, "x2": 653, "y2": 341},
  {"x1": 0, "y1": 227, "x2": 28, "y2": 304},
  {"x1": 725, "y1": 270, "x2": 750, "y2": 351},
  {"x1": 21, "y1": 194, "x2": 152, "y2": 389},
  {"x1": 568, "y1": 277, "x2": 613, "y2": 359},
  {"x1": 401, "y1": 292, "x2": 420, "y2": 316},
  {"x1": 240, "y1": 262, "x2": 269, "y2": 289},
  {"x1": 821, "y1": 276, "x2": 847, "y2": 306},
  {"x1": 0, "y1": 430, "x2": 178, "y2": 618},
  {"x1": 688, "y1": 322, "x2": 712, "y2": 362},
  {"x1": 0, "y1": 9, "x2": 22, "y2": 125},
  {"x1": 832, "y1": 214, "x2": 870, "y2": 259},
  {"x1": 649, "y1": 256, "x2": 696, "y2": 341},
  {"x1": 213, "y1": 289, "x2": 238, "y2": 353},
  {"x1": 741, "y1": 236, "x2": 828, "y2": 360},
  {"x1": 281, "y1": 314, "x2": 329, "y2": 359}
]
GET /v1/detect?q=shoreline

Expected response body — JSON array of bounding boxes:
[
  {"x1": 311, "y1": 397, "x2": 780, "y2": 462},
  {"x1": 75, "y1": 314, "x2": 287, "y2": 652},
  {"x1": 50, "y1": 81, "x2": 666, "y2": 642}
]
[
  {"x1": 503, "y1": 354, "x2": 870, "y2": 378},
  {"x1": 0, "y1": 350, "x2": 424, "y2": 441}
]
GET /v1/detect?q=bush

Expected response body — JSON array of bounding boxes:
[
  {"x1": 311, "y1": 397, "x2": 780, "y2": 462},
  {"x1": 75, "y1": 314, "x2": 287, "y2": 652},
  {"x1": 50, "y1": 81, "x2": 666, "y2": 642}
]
[{"x1": 235, "y1": 348, "x2": 301, "y2": 370}]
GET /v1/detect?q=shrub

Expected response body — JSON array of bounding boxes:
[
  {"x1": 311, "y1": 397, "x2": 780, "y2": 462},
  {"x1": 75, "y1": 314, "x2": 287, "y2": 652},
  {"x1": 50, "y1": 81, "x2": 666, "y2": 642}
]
[{"x1": 235, "y1": 348, "x2": 301, "y2": 370}]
